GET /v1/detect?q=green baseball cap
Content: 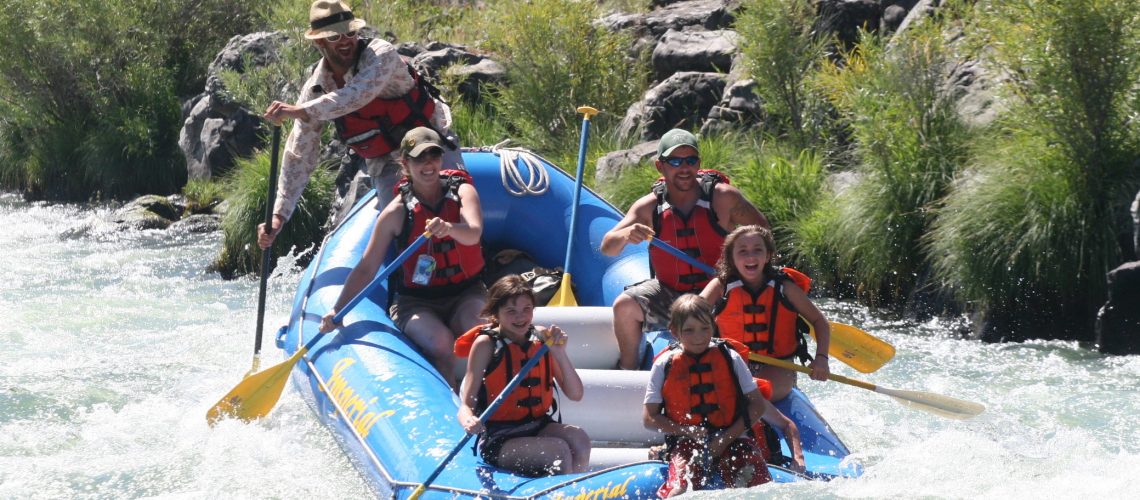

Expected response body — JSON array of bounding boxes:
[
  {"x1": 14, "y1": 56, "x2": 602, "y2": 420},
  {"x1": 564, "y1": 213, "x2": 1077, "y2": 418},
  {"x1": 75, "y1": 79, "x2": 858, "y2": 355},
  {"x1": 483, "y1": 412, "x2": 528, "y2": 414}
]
[
  {"x1": 657, "y1": 129, "x2": 699, "y2": 158},
  {"x1": 400, "y1": 127, "x2": 444, "y2": 158}
]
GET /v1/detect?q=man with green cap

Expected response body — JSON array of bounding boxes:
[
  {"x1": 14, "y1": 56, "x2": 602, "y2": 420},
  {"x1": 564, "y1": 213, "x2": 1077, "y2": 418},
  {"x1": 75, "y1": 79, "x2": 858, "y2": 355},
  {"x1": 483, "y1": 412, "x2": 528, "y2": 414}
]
[
  {"x1": 601, "y1": 129, "x2": 769, "y2": 370},
  {"x1": 258, "y1": 0, "x2": 463, "y2": 250}
]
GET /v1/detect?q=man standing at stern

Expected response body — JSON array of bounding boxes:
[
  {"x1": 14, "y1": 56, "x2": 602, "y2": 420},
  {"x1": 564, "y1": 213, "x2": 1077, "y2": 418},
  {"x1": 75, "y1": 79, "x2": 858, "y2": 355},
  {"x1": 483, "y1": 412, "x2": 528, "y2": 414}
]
[{"x1": 259, "y1": 0, "x2": 463, "y2": 250}]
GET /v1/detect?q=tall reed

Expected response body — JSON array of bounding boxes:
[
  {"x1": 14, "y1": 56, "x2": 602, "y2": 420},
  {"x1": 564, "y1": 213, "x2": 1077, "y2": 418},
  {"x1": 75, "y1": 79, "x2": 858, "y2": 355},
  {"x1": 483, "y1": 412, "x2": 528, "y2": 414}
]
[
  {"x1": 813, "y1": 23, "x2": 972, "y2": 305},
  {"x1": 929, "y1": 0, "x2": 1140, "y2": 337}
]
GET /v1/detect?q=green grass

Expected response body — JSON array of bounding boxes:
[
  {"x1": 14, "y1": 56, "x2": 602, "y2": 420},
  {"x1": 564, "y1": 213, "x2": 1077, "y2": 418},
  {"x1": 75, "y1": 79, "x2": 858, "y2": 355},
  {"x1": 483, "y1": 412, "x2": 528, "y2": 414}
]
[
  {"x1": 211, "y1": 139, "x2": 335, "y2": 279},
  {"x1": 481, "y1": 0, "x2": 648, "y2": 155}
]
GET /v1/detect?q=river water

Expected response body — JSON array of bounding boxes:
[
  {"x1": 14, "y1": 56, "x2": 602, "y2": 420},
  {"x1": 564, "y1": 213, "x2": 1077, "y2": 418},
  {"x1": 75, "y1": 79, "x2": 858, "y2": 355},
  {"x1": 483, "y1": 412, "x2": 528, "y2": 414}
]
[{"x1": 2, "y1": 193, "x2": 1137, "y2": 499}]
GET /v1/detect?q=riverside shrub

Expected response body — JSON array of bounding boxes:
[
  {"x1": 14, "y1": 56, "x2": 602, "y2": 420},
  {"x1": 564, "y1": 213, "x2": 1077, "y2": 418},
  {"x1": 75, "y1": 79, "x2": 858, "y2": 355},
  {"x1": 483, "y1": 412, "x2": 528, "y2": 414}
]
[
  {"x1": 929, "y1": 0, "x2": 1140, "y2": 336},
  {"x1": 0, "y1": 0, "x2": 261, "y2": 201}
]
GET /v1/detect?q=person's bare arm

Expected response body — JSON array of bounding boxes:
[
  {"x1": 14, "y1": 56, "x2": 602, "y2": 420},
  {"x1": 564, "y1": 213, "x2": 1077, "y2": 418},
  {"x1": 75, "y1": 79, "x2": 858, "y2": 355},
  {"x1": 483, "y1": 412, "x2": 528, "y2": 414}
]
[
  {"x1": 716, "y1": 184, "x2": 769, "y2": 229},
  {"x1": 600, "y1": 195, "x2": 656, "y2": 256}
]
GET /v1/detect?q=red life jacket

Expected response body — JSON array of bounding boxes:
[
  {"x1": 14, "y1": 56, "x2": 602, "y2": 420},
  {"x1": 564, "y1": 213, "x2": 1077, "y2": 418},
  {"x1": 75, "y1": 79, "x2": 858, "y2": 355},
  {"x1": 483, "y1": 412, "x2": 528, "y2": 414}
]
[
  {"x1": 649, "y1": 170, "x2": 730, "y2": 292},
  {"x1": 714, "y1": 267, "x2": 812, "y2": 359},
  {"x1": 659, "y1": 339, "x2": 747, "y2": 430},
  {"x1": 315, "y1": 38, "x2": 440, "y2": 159},
  {"x1": 456, "y1": 324, "x2": 554, "y2": 424},
  {"x1": 394, "y1": 170, "x2": 484, "y2": 294}
]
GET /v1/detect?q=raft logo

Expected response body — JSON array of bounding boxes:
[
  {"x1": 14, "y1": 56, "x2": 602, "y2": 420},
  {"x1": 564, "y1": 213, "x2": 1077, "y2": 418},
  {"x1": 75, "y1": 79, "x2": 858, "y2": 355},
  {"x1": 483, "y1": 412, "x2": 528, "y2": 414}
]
[
  {"x1": 551, "y1": 475, "x2": 634, "y2": 500},
  {"x1": 322, "y1": 358, "x2": 394, "y2": 438}
]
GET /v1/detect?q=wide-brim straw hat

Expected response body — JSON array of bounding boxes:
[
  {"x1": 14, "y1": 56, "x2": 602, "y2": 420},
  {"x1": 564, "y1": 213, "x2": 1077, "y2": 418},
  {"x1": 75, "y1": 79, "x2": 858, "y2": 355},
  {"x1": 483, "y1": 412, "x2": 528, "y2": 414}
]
[{"x1": 304, "y1": 0, "x2": 367, "y2": 40}]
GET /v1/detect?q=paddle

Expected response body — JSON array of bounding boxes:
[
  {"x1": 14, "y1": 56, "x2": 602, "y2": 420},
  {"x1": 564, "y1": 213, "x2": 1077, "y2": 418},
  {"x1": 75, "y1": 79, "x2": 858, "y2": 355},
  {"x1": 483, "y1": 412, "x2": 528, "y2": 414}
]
[
  {"x1": 548, "y1": 105, "x2": 599, "y2": 307},
  {"x1": 206, "y1": 232, "x2": 431, "y2": 426},
  {"x1": 647, "y1": 237, "x2": 895, "y2": 372},
  {"x1": 248, "y1": 126, "x2": 282, "y2": 375},
  {"x1": 408, "y1": 342, "x2": 552, "y2": 500},
  {"x1": 750, "y1": 354, "x2": 985, "y2": 420}
]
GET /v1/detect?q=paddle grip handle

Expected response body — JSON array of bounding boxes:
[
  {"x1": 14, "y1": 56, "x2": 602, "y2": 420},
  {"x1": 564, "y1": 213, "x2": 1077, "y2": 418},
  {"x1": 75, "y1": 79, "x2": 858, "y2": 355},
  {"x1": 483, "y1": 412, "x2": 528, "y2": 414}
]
[
  {"x1": 333, "y1": 233, "x2": 430, "y2": 325},
  {"x1": 649, "y1": 237, "x2": 716, "y2": 275}
]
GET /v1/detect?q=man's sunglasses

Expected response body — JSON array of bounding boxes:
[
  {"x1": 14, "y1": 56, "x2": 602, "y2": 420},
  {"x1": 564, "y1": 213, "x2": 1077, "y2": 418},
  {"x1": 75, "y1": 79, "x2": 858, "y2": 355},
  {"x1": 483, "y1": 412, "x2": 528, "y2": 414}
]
[
  {"x1": 325, "y1": 31, "x2": 358, "y2": 43},
  {"x1": 661, "y1": 156, "x2": 700, "y2": 168}
]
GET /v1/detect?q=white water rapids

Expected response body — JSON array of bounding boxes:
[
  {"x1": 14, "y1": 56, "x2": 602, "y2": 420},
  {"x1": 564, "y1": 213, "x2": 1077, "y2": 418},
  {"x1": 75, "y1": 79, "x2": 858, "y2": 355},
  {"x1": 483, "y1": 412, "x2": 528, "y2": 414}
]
[{"x1": 2, "y1": 194, "x2": 1137, "y2": 499}]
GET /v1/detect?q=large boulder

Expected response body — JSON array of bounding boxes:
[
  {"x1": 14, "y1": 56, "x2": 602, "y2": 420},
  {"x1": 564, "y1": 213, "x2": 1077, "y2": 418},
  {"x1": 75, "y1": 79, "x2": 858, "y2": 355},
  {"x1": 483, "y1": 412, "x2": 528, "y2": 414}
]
[
  {"x1": 700, "y1": 78, "x2": 764, "y2": 135},
  {"x1": 618, "y1": 71, "x2": 729, "y2": 142},
  {"x1": 651, "y1": 29, "x2": 739, "y2": 81},
  {"x1": 1096, "y1": 261, "x2": 1140, "y2": 355},
  {"x1": 179, "y1": 32, "x2": 286, "y2": 179},
  {"x1": 595, "y1": 141, "x2": 659, "y2": 182}
]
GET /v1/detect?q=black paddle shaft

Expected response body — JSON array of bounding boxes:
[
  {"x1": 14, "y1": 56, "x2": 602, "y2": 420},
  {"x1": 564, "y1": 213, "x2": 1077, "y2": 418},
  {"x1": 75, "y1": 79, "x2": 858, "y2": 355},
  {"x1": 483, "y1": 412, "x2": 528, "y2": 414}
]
[{"x1": 254, "y1": 126, "x2": 282, "y2": 356}]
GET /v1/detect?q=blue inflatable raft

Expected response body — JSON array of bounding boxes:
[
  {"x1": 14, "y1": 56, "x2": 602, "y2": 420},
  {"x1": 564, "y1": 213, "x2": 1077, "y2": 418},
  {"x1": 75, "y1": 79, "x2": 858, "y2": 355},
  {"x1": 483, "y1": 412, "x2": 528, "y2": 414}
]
[{"x1": 275, "y1": 149, "x2": 860, "y2": 498}]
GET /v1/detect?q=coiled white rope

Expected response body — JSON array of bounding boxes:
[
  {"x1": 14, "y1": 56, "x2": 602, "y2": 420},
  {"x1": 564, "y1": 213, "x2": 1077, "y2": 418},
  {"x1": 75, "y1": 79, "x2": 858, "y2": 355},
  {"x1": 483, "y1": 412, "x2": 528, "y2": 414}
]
[{"x1": 491, "y1": 139, "x2": 551, "y2": 197}]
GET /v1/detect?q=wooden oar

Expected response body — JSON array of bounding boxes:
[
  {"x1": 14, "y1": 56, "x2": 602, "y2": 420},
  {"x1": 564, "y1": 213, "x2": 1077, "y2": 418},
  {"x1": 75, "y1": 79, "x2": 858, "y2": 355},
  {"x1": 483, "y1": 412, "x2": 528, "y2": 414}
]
[
  {"x1": 248, "y1": 126, "x2": 282, "y2": 376},
  {"x1": 548, "y1": 105, "x2": 599, "y2": 307},
  {"x1": 647, "y1": 237, "x2": 895, "y2": 372},
  {"x1": 206, "y1": 232, "x2": 431, "y2": 426},
  {"x1": 750, "y1": 354, "x2": 985, "y2": 420},
  {"x1": 408, "y1": 342, "x2": 552, "y2": 499}
]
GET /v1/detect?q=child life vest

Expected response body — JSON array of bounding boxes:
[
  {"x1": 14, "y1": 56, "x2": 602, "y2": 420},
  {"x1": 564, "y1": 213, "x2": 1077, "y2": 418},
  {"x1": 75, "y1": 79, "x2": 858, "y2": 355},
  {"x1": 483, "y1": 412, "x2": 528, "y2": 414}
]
[
  {"x1": 713, "y1": 267, "x2": 812, "y2": 359},
  {"x1": 455, "y1": 324, "x2": 554, "y2": 424},
  {"x1": 659, "y1": 339, "x2": 748, "y2": 430}
]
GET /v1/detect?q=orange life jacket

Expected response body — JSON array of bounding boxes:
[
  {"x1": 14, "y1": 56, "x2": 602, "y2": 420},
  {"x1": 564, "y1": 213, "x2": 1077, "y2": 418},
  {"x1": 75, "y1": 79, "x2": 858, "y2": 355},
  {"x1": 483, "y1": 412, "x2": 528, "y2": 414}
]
[
  {"x1": 395, "y1": 170, "x2": 484, "y2": 295},
  {"x1": 455, "y1": 324, "x2": 554, "y2": 424},
  {"x1": 649, "y1": 170, "x2": 730, "y2": 292},
  {"x1": 659, "y1": 339, "x2": 747, "y2": 430},
  {"x1": 714, "y1": 267, "x2": 812, "y2": 359},
  {"x1": 316, "y1": 38, "x2": 441, "y2": 159}
]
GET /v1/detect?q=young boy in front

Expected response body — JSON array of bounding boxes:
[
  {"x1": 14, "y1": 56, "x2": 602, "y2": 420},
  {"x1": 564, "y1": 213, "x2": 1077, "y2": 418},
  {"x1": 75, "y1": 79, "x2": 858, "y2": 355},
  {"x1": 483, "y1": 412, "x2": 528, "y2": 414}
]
[{"x1": 643, "y1": 294, "x2": 803, "y2": 497}]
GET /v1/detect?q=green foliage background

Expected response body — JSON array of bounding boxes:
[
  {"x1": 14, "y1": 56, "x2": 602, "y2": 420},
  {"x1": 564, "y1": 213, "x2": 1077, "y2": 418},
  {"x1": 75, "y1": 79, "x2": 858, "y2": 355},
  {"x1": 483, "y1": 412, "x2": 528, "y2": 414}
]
[{"x1": 0, "y1": 0, "x2": 261, "y2": 200}]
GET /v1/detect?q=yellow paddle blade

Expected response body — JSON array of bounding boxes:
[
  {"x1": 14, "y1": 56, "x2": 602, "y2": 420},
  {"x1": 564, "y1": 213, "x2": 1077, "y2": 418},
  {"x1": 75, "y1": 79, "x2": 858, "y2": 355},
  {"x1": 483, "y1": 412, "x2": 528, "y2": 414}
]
[
  {"x1": 547, "y1": 272, "x2": 578, "y2": 307},
  {"x1": 809, "y1": 321, "x2": 896, "y2": 373},
  {"x1": 206, "y1": 348, "x2": 307, "y2": 426}
]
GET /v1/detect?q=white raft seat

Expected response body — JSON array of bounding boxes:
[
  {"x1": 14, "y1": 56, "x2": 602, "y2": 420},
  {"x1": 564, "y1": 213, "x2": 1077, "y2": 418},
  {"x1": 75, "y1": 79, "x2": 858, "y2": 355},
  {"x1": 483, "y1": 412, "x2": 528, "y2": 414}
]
[{"x1": 532, "y1": 307, "x2": 666, "y2": 470}]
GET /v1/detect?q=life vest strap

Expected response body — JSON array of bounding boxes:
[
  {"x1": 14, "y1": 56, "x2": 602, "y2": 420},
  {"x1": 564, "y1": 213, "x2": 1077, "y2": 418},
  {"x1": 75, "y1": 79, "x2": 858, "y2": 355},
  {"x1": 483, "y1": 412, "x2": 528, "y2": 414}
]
[
  {"x1": 743, "y1": 304, "x2": 766, "y2": 314},
  {"x1": 747, "y1": 341, "x2": 770, "y2": 351},
  {"x1": 519, "y1": 376, "x2": 542, "y2": 388},
  {"x1": 744, "y1": 323, "x2": 768, "y2": 333},
  {"x1": 516, "y1": 396, "x2": 544, "y2": 408},
  {"x1": 688, "y1": 362, "x2": 713, "y2": 374},
  {"x1": 678, "y1": 273, "x2": 706, "y2": 285},
  {"x1": 691, "y1": 403, "x2": 719, "y2": 415},
  {"x1": 675, "y1": 228, "x2": 696, "y2": 237},
  {"x1": 690, "y1": 382, "x2": 715, "y2": 395}
]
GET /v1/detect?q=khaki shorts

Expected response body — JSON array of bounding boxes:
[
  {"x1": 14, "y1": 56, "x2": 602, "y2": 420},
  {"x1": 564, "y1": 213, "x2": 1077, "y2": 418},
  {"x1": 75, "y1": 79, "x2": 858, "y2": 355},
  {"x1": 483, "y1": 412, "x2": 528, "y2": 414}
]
[
  {"x1": 390, "y1": 281, "x2": 487, "y2": 331},
  {"x1": 621, "y1": 278, "x2": 682, "y2": 332}
]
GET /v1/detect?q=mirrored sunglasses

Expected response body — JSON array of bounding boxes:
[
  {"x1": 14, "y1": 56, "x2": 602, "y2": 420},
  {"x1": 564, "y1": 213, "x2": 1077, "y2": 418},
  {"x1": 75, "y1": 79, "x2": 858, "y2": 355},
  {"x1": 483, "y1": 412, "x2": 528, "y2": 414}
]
[{"x1": 662, "y1": 156, "x2": 700, "y2": 168}]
